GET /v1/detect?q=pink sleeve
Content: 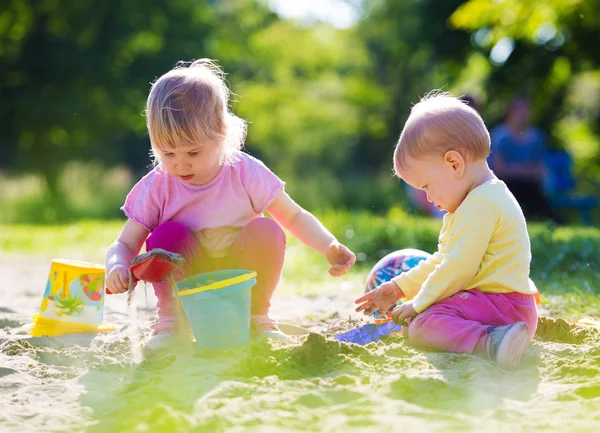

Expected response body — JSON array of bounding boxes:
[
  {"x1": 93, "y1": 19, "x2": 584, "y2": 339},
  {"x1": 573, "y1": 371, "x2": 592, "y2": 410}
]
[
  {"x1": 121, "y1": 171, "x2": 162, "y2": 232},
  {"x1": 244, "y1": 157, "x2": 285, "y2": 213}
]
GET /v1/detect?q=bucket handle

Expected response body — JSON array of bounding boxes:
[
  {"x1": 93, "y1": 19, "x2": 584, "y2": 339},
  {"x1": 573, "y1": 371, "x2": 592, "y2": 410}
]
[{"x1": 179, "y1": 272, "x2": 257, "y2": 297}]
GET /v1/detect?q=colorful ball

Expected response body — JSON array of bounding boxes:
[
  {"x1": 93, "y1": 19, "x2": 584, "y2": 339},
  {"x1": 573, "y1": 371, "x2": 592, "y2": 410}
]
[{"x1": 364, "y1": 249, "x2": 431, "y2": 320}]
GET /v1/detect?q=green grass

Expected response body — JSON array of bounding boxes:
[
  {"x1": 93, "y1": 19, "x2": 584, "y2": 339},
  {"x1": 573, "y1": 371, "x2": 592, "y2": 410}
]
[
  {"x1": 1, "y1": 162, "x2": 133, "y2": 224},
  {"x1": 0, "y1": 218, "x2": 365, "y2": 297},
  {"x1": 1, "y1": 210, "x2": 599, "y2": 314},
  {"x1": 0, "y1": 220, "x2": 124, "y2": 263},
  {"x1": 3, "y1": 163, "x2": 598, "y2": 302}
]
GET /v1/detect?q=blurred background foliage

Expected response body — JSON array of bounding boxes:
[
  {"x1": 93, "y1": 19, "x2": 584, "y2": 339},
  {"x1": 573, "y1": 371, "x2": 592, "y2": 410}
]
[{"x1": 1, "y1": 0, "x2": 599, "y2": 223}]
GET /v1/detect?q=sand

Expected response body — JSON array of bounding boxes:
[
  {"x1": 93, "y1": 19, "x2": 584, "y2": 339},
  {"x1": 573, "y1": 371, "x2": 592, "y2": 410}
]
[{"x1": 2, "y1": 253, "x2": 600, "y2": 433}]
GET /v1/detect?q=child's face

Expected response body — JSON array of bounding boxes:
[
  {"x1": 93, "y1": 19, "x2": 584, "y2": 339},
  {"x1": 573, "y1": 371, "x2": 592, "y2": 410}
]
[
  {"x1": 157, "y1": 141, "x2": 222, "y2": 185},
  {"x1": 397, "y1": 155, "x2": 469, "y2": 214}
]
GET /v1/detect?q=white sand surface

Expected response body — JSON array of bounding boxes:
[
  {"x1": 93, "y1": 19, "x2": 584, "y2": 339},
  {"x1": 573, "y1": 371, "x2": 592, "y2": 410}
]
[{"x1": 1, "y1": 254, "x2": 600, "y2": 433}]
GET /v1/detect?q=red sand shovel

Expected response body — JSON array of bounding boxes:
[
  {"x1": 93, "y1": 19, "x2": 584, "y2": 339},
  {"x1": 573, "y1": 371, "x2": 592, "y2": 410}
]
[
  {"x1": 127, "y1": 249, "x2": 185, "y2": 288},
  {"x1": 106, "y1": 249, "x2": 185, "y2": 293},
  {"x1": 106, "y1": 249, "x2": 190, "y2": 339}
]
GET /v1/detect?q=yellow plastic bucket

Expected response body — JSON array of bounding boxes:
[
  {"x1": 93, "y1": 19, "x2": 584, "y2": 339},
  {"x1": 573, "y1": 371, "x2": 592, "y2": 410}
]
[{"x1": 30, "y1": 259, "x2": 116, "y2": 336}]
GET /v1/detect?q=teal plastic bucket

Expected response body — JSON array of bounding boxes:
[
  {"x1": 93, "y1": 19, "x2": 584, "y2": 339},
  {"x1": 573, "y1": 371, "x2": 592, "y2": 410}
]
[{"x1": 177, "y1": 269, "x2": 256, "y2": 349}]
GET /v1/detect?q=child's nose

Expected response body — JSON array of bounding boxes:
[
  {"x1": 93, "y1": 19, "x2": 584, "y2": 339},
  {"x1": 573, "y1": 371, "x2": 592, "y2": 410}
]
[
  {"x1": 175, "y1": 157, "x2": 191, "y2": 169},
  {"x1": 426, "y1": 193, "x2": 433, "y2": 203}
]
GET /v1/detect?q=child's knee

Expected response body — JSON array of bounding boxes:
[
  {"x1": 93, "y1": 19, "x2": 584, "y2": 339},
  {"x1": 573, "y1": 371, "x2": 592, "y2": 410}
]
[
  {"x1": 245, "y1": 218, "x2": 286, "y2": 246},
  {"x1": 146, "y1": 221, "x2": 192, "y2": 251}
]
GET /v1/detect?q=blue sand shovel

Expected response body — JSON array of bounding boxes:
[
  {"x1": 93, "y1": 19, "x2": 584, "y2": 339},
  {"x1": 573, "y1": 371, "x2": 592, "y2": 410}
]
[{"x1": 334, "y1": 321, "x2": 402, "y2": 345}]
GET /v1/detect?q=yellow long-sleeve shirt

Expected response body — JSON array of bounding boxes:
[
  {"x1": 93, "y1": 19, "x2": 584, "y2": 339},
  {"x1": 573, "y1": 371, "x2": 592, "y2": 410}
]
[{"x1": 393, "y1": 179, "x2": 538, "y2": 313}]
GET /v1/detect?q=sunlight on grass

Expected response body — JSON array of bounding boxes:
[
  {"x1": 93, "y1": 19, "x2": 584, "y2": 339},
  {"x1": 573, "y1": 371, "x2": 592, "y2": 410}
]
[
  {"x1": 1, "y1": 212, "x2": 598, "y2": 310},
  {"x1": 0, "y1": 220, "x2": 364, "y2": 296},
  {"x1": 541, "y1": 279, "x2": 600, "y2": 318},
  {"x1": 0, "y1": 220, "x2": 124, "y2": 263},
  {"x1": 1, "y1": 162, "x2": 133, "y2": 224}
]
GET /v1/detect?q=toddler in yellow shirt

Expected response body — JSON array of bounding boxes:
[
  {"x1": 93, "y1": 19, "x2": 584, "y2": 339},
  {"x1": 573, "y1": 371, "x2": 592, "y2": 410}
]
[{"x1": 355, "y1": 93, "x2": 538, "y2": 370}]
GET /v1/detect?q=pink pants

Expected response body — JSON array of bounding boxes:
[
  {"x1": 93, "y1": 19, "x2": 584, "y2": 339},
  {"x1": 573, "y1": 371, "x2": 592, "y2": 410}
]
[
  {"x1": 407, "y1": 290, "x2": 538, "y2": 354},
  {"x1": 145, "y1": 218, "x2": 286, "y2": 327}
]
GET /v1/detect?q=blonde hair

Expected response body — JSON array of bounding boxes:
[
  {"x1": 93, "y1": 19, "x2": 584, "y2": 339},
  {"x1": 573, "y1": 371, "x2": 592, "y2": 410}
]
[
  {"x1": 146, "y1": 59, "x2": 247, "y2": 165},
  {"x1": 394, "y1": 92, "x2": 490, "y2": 173}
]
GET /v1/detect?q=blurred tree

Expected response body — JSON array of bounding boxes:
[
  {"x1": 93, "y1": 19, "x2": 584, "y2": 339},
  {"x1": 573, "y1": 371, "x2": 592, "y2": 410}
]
[
  {"x1": 450, "y1": 0, "x2": 600, "y2": 180},
  {"x1": 354, "y1": 0, "x2": 473, "y2": 171},
  {"x1": 211, "y1": 0, "x2": 477, "y2": 209},
  {"x1": 0, "y1": 0, "x2": 216, "y2": 200},
  {"x1": 3, "y1": 0, "x2": 597, "y2": 218},
  {"x1": 209, "y1": 0, "x2": 388, "y2": 209}
]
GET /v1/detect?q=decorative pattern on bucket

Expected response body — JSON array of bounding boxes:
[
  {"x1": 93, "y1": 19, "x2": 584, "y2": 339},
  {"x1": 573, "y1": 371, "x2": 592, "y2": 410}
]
[
  {"x1": 177, "y1": 270, "x2": 256, "y2": 349},
  {"x1": 31, "y1": 259, "x2": 116, "y2": 336}
]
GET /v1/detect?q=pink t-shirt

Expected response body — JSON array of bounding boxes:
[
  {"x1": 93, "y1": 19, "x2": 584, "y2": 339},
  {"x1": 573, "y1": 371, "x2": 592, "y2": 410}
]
[{"x1": 122, "y1": 151, "x2": 285, "y2": 257}]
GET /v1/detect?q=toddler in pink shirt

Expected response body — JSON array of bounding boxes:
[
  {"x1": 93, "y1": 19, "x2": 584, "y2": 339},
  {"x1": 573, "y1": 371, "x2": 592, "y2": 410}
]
[{"x1": 105, "y1": 59, "x2": 356, "y2": 350}]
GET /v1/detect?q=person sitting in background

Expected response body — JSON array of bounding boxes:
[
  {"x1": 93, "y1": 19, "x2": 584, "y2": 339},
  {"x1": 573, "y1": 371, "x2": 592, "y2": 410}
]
[
  {"x1": 489, "y1": 97, "x2": 558, "y2": 222},
  {"x1": 543, "y1": 147, "x2": 598, "y2": 225}
]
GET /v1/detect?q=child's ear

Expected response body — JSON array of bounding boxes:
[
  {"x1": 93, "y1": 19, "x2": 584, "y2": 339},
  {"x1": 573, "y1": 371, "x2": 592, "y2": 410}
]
[{"x1": 443, "y1": 150, "x2": 465, "y2": 177}]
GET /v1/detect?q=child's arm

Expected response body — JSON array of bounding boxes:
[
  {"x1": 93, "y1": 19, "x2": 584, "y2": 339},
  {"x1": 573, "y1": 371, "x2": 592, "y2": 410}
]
[
  {"x1": 267, "y1": 190, "x2": 355, "y2": 276},
  {"x1": 105, "y1": 219, "x2": 149, "y2": 293},
  {"x1": 391, "y1": 252, "x2": 441, "y2": 299},
  {"x1": 407, "y1": 199, "x2": 498, "y2": 313},
  {"x1": 357, "y1": 195, "x2": 498, "y2": 319}
]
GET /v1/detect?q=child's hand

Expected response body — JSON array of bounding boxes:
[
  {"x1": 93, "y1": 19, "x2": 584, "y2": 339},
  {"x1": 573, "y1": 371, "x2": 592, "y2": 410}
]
[
  {"x1": 392, "y1": 301, "x2": 418, "y2": 326},
  {"x1": 355, "y1": 281, "x2": 404, "y2": 316},
  {"x1": 106, "y1": 265, "x2": 129, "y2": 294},
  {"x1": 326, "y1": 243, "x2": 356, "y2": 277}
]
